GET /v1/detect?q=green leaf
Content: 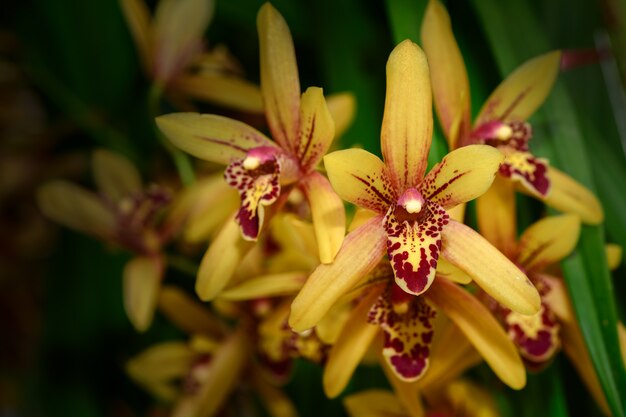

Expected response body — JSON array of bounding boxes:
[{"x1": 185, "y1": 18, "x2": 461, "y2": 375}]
[{"x1": 472, "y1": 1, "x2": 626, "y2": 415}]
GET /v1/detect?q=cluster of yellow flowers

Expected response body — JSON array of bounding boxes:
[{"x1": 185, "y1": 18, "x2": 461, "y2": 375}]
[{"x1": 36, "y1": 1, "x2": 624, "y2": 416}]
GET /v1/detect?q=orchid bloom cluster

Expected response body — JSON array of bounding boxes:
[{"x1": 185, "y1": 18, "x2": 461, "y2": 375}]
[{"x1": 35, "y1": 1, "x2": 626, "y2": 417}]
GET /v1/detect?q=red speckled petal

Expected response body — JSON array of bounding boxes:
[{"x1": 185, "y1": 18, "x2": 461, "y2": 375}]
[
  {"x1": 499, "y1": 150, "x2": 550, "y2": 197},
  {"x1": 368, "y1": 289, "x2": 437, "y2": 381},
  {"x1": 384, "y1": 201, "x2": 449, "y2": 295},
  {"x1": 224, "y1": 150, "x2": 281, "y2": 240}
]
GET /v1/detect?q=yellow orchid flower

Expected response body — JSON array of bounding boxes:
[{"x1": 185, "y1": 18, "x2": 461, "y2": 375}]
[
  {"x1": 156, "y1": 3, "x2": 346, "y2": 260},
  {"x1": 421, "y1": 0, "x2": 603, "y2": 226},
  {"x1": 289, "y1": 39, "x2": 540, "y2": 357},
  {"x1": 119, "y1": 0, "x2": 263, "y2": 112},
  {"x1": 478, "y1": 212, "x2": 620, "y2": 414},
  {"x1": 37, "y1": 149, "x2": 172, "y2": 332}
]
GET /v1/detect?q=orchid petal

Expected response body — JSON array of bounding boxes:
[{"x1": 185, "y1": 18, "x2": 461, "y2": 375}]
[
  {"x1": 417, "y1": 319, "x2": 481, "y2": 391},
  {"x1": 436, "y1": 258, "x2": 471, "y2": 284},
  {"x1": 289, "y1": 216, "x2": 387, "y2": 332},
  {"x1": 126, "y1": 341, "x2": 195, "y2": 401},
  {"x1": 156, "y1": 113, "x2": 275, "y2": 165},
  {"x1": 421, "y1": 0, "x2": 471, "y2": 149},
  {"x1": 502, "y1": 300, "x2": 561, "y2": 363},
  {"x1": 324, "y1": 148, "x2": 395, "y2": 215},
  {"x1": 442, "y1": 219, "x2": 540, "y2": 315},
  {"x1": 540, "y1": 166, "x2": 604, "y2": 224},
  {"x1": 301, "y1": 171, "x2": 346, "y2": 263},
  {"x1": 225, "y1": 148, "x2": 281, "y2": 240},
  {"x1": 445, "y1": 380, "x2": 500, "y2": 417},
  {"x1": 421, "y1": 144, "x2": 503, "y2": 209},
  {"x1": 348, "y1": 207, "x2": 379, "y2": 232},
  {"x1": 379, "y1": 355, "x2": 427, "y2": 417},
  {"x1": 173, "y1": 73, "x2": 264, "y2": 113},
  {"x1": 517, "y1": 214, "x2": 581, "y2": 271},
  {"x1": 218, "y1": 272, "x2": 305, "y2": 300},
  {"x1": 606, "y1": 243, "x2": 623, "y2": 270},
  {"x1": 37, "y1": 181, "x2": 116, "y2": 239},
  {"x1": 196, "y1": 216, "x2": 254, "y2": 301},
  {"x1": 253, "y1": 371, "x2": 298, "y2": 417},
  {"x1": 476, "y1": 176, "x2": 517, "y2": 257},
  {"x1": 326, "y1": 92, "x2": 356, "y2": 139},
  {"x1": 119, "y1": 0, "x2": 152, "y2": 79},
  {"x1": 475, "y1": 51, "x2": 561, "y2": 126},
  {"x1": 296, "y1": 87, "x2": 335, "y2": 170},
  {"x1": 316, "y1": 301, "x2": 352, "y2": 345},
  {"x1": 381, "y1": 40, "x2": 433, "y2": 189},
  {"x1": 369, "y1": 291, "x2": 437, "y2": 381},
  {"x1": 180, "y1": 177, "x2": 240, "y2": 243},
  {"x1": 92, "y1": 149, "x2": 142, "y2": 202},
  {"x1": 123, "y1": 256, "x2": 163, "y2": 332},
  {"x1": 384, "y1": 201, "x2": 449, "y2": 295},
  {"x1": 158, "y1": 286, "x2": 224, "y2": 336},
  {"x1": 323, "y1": 286, "x2": 383, "y2": 398},
  {"x1": 257, "y1": 3, "x2": 301, "y2": 149},
  {"x1": 153, "y1": 0, "x2": 213, "y2": 82},
  {"x1": 173, "y1": 330, "x2": 248, "y2": 417},
  {"x1": 426, "y1": 278, "x2": 526, "y2": 389},
  {"x1": 500, "y1": 150, "x2": 551, "y2": 197},
  {"x1": 344, "y1": 390, "x2": 408, "y2": 417},
  {"x1": 537, "y1": 273, "x2": 573, "y2": 323}
]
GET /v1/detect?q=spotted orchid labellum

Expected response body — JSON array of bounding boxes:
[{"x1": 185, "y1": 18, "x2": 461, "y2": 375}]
[
  {"x1": 156, "y1": 3, "x2": 345, "y2": 264},
  {"x1": 422, "y1": 0, "x2": 603, "y2": 224},
  {"x1": 289, "y1": 39, "x2": 541, "y2": 360}
]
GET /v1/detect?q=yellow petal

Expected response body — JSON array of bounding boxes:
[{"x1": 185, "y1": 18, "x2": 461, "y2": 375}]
[
  {"x1": 517, "y1": 214, "x2": 581, "y2": 271},
  {"x1": 381, "y1": 40, "x2": 433, "y2": 190},
  {"x1": 446, "y1": 203, "x2": 465, "y2": 223},
  {"x1": 158, "y1": 285, "x2": 224, "y2": 336},
  {"x1": 119, "y1": 0, "x2": 152, "y2": 75},
  {"x1": 92, "y1": 149, "x2": 142, "y2": 202},
  {"x1": 426, "y1": 278, "x2": 526, "y2": 389},
  {"x1": 257, "y1": 3, "x2": 301, "y2": 149},
  {"x1": 421, "y1": 0, "x2": 471, "y2": 149},
  {"x1": 436, "y1": 258, "x2": 471, "y2": 284},
  {"x1": 619, "y1": 322, "x2": 626, "y2": 367},
  {"x1": 606, "y1": 243, "x2": 623, "y2": 270},
  {"x1": 326, "y1": 92, "x2": 356, "y2": 139},
  {"x1": 218, "y1": 272, "x2": 305, "y2": 300},
  {"x1": 442, "y1": 220, "x2": 540, "y2": 315},
  {"x1": 37, "y1": 181, "x2": 115, "y2": 239},
  {"x1": 180, "y1": 178, "x2": 240, "y2": 243},
  {"x1": 379, "y1": 358, "x2": 426, "y2": 417},
  {"x1": 537, "y1": 273, "x2": 573, "y2": 323},
  {"x1": 126, "y1": 341, "x2": 195, "y2": 401},
  {"x1": 252, "y1": 370, "x2": 298, "y2": 417},
  {"x1": 316, "y1": 301, "x2": 353, "y2": 344},
  {"x1": 153, "y1": 0, "x2": 213, "y2": 82},
  {"x1": 323, "y1": 286, "x2": 383, "y2": 398},
  {"x1": 196, "y1": 216, "x2": 254, "y2": 301},
  {"x1": 296, "y1": 87, "x2": 336, "y2": 170},
  {"x1": 173, "y1": 330, "x2": 248, "y2": 417},
  {"x1": 289, "y1": 216, "x2": 387, "y2": 332},
  {"x1": 421, "y1": 144, "x2": 504, "y2": 209},
  {"x1": 324, "y1": 148, "x2": 395, "y2": 215},
  {"x1": 173, "y1": 73, "x2": 264, "y2": 113},
  {"x1": 475, "y1": 51, "x2": 561, "y2": 126},
  {"x1": 344, "y1": 390, "x2": 407, "y2": 417},
  {"x1": 417, "y1": 319, "x2": 481, "y2": 393},
  {"x1": 540, "y1": 166, "x2": 604, "y2": 224},
  {"x1": 446, "y1": 380, "x2": 500, "y2": 417},
  {"x1": 123, "y1": 256, "x2": 163, "y2": 332},
  {"x1": 156, "y1": 113, "x2": 275, "y2": 165},
  {"x1": 476, "y1": 175, "x2": 517, "y2": 257},
  {"x1": 348, "y1": 207, "x2": 379, "y2": 232},
  {"x1": 301, "y1": 171, "x2": 346, "y2": 263}
]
